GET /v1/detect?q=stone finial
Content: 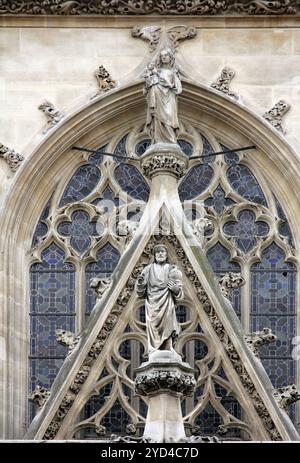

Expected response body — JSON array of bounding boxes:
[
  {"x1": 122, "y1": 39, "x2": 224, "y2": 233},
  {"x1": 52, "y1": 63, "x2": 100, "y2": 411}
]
[
  {"x1": 90, "y1": 277, "x2": 112, "y2": 300},
  {"x1": 0, "y1": 143, "x2": 24, "y2": 172},
  {"x1": 273, "y1": 384, "x2": 300, "y2": 411},
  {"x1": 30, "y1": 385, "x2": 51, "y2": 409},
  {"x1": 55, "y1": 329, "x2": 80, "y2": 353},
  {"x1": 38, "y1": 100, "x2": 64, "y2": 133},
  {"x1": 244, "y1": 327, "x2": 277, "y2": 357},
  {"x1": 211, "y1": 67, "x2": 238, "y2": 99},
  {"x1": 91, "y1": 65, "x2": 116, "y2": 99},
  {"x1": 263, "y1": 100, "x2": 290, "y2": 133},
  {"x1": 192, "y1": 217, "x2": 213, "y2": 244},
  {"x1": 218, "y1": 272, "x2": 245, "y2": 298}
]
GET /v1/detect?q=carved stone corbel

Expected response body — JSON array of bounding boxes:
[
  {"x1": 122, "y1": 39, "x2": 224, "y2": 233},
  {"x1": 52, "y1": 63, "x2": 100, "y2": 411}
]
[
  {"x1": 0, "y1": 143, "x2": 24, "y2": 172},
  {"x1": 211, "y1": 67, "x2": 238, "y2": 100},
  {"x1": 263, "y1": 100, "x2": 290, "y2": 133},
  {"x1": 90, "y1": 277, "x2": 112, "y2": 300},
  {"x1": 55, "y1": 329, "x2": 80, "y2": 354},
  {"x1": 218, "y1": 272, "x2": 245, "y2": 298},
  {"x1": 38, "y1": 100, "x2": 64, "y2": 133},
  {"x1": 273, "y1": 384, "x2": 300, "y2": 411},
  {"x1": 244, "y1": 327, "x2": 277, "y2": 357},
  {"x1": 30, "y1": 385, "x2": 51, "y2": 409},
  {"x1": 91, "y1": 65, "x2": 116, "y2": 99}
]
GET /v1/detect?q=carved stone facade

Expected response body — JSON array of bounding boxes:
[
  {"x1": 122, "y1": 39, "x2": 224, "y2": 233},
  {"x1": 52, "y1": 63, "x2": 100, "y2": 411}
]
[
  {"x1": 91, "y1": 65, "x2": 116, "y2": 99},
  {"x1": 55, "y1": 329, "x2": 80, "y2": 354},
  {"x1": 0, "y1": 1, "x2": 299, "y2": 15},
  {"x1": 135, "y1": 369, "x2": 196, "y2": 397},
  {"x1": 30, "y1": 386, "x2": 50, "y2": 409},
  {"x1": 218, "y1": 272, "x2": 246, "y2": 298}
]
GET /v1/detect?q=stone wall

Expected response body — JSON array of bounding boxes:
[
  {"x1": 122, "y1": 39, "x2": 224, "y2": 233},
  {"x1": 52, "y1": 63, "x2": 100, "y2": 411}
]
[{"x1": 1, "y1": 17, "x2": 300, "y2": 156}]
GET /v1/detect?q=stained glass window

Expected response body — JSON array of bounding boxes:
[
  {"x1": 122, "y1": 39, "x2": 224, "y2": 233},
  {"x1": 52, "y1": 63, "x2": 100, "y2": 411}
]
[
  {"x1": 179, "y1": 164, "x2": 214, "y2": 201},
  {"x1": 251, "y1": 243, "x2": 296, "y2": 421},
  {"x1": 58, "y1": 210, "x2": 98, "y2": 254},
  {"x1": 205, "y1": 185, "x2": 235, "y2": 215},
  {"x1": 114, "y1": 164, "x2": 150, "y2": 201},
  {"x1": 29, "y1": 243, "x2": 75, "y2": 419},
  {"x1": 59, "y1": 165, "x2": 101, "y2": 207}
]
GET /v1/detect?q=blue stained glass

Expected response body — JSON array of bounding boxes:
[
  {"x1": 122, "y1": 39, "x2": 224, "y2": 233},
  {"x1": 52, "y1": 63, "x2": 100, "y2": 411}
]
[
  {"x1": 222, "y1": 144, "x2": 239, "y2": 166},
  {"x1": 205, "y1": 185, "x2": 235, "y2": 215},
  {"x1": 223, "y1": 210, "x2": 269, "y2": 253},
  {"x1": 85, "y1": 383, "x2": 113, "y2": 419},
  {"x1": 136, "y1": 139, "x2": 151, "y2": 156},
  {"x1": 85, "y1": 243, "x2": 120, "y2": 314},
  {"x1": 114, "y1": 135, "x2": 128, "y2": 164},
  {"x1": 178, "y1": 139, "x2": 193, "y2": 157},
  {"x1": 251, "y1": 315, "x2": 295, "y2": 358},
  {"x1": 58, "y1": 210, "x2": 98, "y2": 254},
  {"x1": 30, "y1": 243, "x2": 76, "y2": 421},
  {"x1": 178, "y1": 164, "x2": 214, "y2": 201},
  {"x1": 207, "y1": 243, "x2": 240, "y2": 272},
  {"x1": 114, "y1": 164, "x2": 150, "y2": 201},
  {"x1": 102, "y1": 400, "x2": 131, "y2": 434},
  {"x1": 201, "y1": 135, "x2": 215, "y2": 163},
  {"x1": 207, "y1": 243, "x2": 241, "y2": 316},
  {"x1": 59, "y1": 165, "x2": 101, "y2": 207},
  {"x1": 32, "y1": 198, "x2": 51, "y2": 246},
  {"x1": 227, "y1": 164, "x2": 267, "y2": 206},
  {"x1": 250, "y1": 242, "x2": 296, "y2": 424},
  {"x1": 88, "y1": 145, "x2": 106, "y2": 166},
  {"x1": 30, "y1": 315, "x2": 75, "y2": 357}
]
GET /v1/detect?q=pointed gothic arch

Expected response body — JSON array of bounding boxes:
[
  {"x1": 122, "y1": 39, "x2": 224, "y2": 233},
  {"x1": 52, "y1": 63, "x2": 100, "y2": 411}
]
[{"x1": 1, "y1": 80, "x2": 300, "y2": 439}]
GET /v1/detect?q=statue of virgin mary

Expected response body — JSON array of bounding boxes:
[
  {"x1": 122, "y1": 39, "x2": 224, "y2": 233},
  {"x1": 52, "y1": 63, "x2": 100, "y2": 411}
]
[{"x1": 143, "y1": 48, "x2": 182, "y2": 145}]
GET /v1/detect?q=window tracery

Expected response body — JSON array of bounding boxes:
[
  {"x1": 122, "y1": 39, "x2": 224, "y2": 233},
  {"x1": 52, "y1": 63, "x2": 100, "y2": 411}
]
[{"x1": 29, "y1": 123, "x2": 298, "y2": 436}]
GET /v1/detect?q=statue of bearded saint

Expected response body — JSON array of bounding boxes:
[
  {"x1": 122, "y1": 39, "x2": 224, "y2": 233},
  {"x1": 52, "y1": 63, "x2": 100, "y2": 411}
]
[
  {"x1": 135, "y1": 245, "x2": 183, "y2": 355},
  {"x1": 143, "y1": 48, "x2": 182, "y2": 145}
]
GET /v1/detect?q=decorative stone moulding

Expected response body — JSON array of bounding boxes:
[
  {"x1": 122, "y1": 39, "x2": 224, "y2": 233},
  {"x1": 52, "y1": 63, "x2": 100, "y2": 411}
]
[
  {"x1": 218, "y1": 272, "x2": 246, "y2": 298},
  {"x1": 1, "y1": 1, "x2": 299, "y2": 15},
  {"x1": 211, "y1": 67, "x2": 238, "y2": 100},
  {"x1": 244, "y1": 327, "x2": 277, "y2": 357},
  {"x1": 0, "y1": 143, "x2": 24, "y2": 172},
  {"x1": 273, "y1": 385, "x2": 300, "y2": 411},
  {"x1": 263, "y1": 100, "x2": 290, "y2": 134},
  {"x1": 91, "y1": 65, "x2": 116, "y2": 99},
  {"x1": 132, "y1": 25, "x2": 197, "y2": 52},
  {"x1": 38, "y1": 100, "x2": 64, "y2": 133}
]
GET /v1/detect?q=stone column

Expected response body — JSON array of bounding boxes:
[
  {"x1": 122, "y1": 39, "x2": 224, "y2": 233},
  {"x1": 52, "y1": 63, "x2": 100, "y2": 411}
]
[
  {"x1": 134, "y1": 143, "x2": 195, "y2": 443},
  {"x1": 135, "y1": 350, "x2": 196, "y2": 443}
]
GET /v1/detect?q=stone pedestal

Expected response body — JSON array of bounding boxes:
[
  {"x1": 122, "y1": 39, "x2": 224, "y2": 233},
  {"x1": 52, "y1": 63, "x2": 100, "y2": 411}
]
[{"x1": 135, "y1": 350, "x2": 196, "y2": 443}]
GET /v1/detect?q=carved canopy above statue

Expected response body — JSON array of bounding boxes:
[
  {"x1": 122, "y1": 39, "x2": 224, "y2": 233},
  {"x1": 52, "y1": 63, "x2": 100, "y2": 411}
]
[{"x1": 0, "y1": 1, "x2": 300, "y2": 16}]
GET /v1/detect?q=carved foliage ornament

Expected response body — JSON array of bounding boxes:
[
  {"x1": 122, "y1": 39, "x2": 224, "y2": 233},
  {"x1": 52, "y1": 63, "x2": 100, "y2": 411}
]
[
  {"x1": 141, "y1": 154, "x2": 186, "y2": 179},
  {"x1": 91, "y1": 65, "x2": 116, "y2": 99},
  {"x1": 211, "y1": 67, "x2": 238, "y2": 100},
  {"x1": 273, "y1": 384, "x2": 300, "y2": 411},
  {"x1": 38, "y1": 100, "x2": 64, "y2": 133},
  {"x1": 263, "y1": 100, "x2": 290, "y2": 134},
  {"x1": 43, "y1": 233, "x2": 281, "y2": 441},
  {"x1": 1, "y1": 1, "x2": 299, "y2": 15},
  {"x1": 135, "y1": 370, "x2": 196, "y2": 396},
  {"x1": 0, "y1": 143, "x2": 24, "y2": 172}
]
